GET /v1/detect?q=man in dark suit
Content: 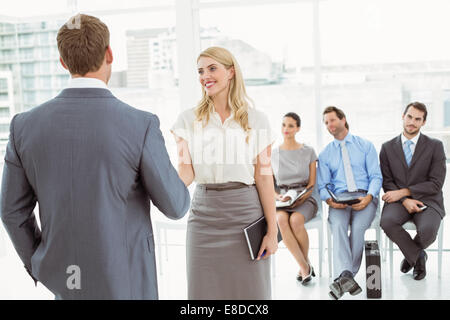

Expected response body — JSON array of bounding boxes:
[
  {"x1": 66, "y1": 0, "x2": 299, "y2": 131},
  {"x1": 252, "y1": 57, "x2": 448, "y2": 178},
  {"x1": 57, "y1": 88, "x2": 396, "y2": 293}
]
[
  {"x1": 380, "y1": 101, "x2": 446, "y2": 280},
  {"x1": 0, "y1": 14, "x2": 190, "y2": 299}
]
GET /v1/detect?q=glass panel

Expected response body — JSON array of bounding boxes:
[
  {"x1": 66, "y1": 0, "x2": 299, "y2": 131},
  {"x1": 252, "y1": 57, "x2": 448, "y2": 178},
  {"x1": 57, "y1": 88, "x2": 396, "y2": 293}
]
[
  {"x1": 19, "y1": 48, "x2": 34, "y2": 60},
  {"x1": 318, "y1": 0, "x2": 450, "y2": 154},
  {"x1": 444, "y1": 100, "x2": 450, "y2": 128},
  {"x1": 39, "y1": 76, "x2": 52, "y2": 88},
  {"x1": 18, "y1": 33, "x2": 34, "y2": 46},
  {"x1": 199, "y1": 2, "x2": 316, "y2": 147},
  {"x1": 22, "y1": 77, "x2": 35, "y2": 89},
  {"x1": 20, "y1": 63, "x2": 35, "y2": 75}
]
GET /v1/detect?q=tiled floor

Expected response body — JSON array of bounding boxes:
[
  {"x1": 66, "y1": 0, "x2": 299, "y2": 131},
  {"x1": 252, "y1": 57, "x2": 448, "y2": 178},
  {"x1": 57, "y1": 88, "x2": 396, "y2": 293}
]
[
  {"x1": 1, "y1": 225, "x2": 449, "y2": 300},
  {"x1": 155, "y1": 243, "x2": 450, "y2": 300}
]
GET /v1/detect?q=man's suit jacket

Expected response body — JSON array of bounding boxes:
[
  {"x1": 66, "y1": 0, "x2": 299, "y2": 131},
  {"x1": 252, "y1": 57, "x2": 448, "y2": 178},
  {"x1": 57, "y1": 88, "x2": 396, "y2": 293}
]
[
  {"x1": 379, "y1": 133, "x2": 446, "y2": 218},
  {"x1": 0, "y1": 88, "x2": 190, "y2": 299}
]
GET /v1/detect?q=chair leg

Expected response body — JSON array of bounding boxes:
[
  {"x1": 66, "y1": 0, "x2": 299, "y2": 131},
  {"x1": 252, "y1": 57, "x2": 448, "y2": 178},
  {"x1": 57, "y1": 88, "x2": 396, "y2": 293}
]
[
  {"x1": 438, "y1": 222, "x2": 444, "y2": 279},
  {"x1": 318, "y1": 226, "x2": 323, "y2": 277},
  {"x1": 271, "y1": 252, "x2": 276, "y2": 278},
  {"x1": 389, "y1": 239, "x2": 393, "y2": 278},
  {"x1": 327, "y1": 223, "x2": 333, "y2": 278},
  {"x1": 376, "y1": 227, "x2": 382, "y2": 261},
  {"x1": 164, "y1": 228, "x2": 168, "y2": 262},
  {"x1": 155, "y1": 224, "x2": 163, "y2": 276}
]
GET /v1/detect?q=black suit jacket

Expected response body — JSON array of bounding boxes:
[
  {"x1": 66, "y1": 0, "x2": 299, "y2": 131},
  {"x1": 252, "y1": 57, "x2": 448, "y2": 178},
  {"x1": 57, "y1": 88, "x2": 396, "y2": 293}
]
[{"x1": 379, "y1": 133, "x2": 447, "y2": 218}]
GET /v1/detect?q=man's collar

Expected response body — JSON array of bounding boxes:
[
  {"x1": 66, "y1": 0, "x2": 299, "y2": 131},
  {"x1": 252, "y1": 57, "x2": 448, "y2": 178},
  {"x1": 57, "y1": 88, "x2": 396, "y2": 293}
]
[
  {"x1": 67, "y1": 77, "x2": 109, "y2": 90},
  {"x1": 401, "y1": 131, "x2": 421, "y2": 145},
  {"x1": 333, "y1": 131, "x2": 353, "y2": 147}
]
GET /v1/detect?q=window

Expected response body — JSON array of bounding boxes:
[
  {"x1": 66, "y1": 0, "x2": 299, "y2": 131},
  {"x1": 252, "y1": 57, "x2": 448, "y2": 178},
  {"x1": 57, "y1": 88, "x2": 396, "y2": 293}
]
[
  {"x1": 19, "y1": 48, "x2": 34, "y2": 60},
  {"x1": 39, "y1": 32, "x2": 50, "y2": 45},
  {"x1": 0, "y1": 79, "x2": 7, "y2": 91},
  {"x1": 0, "y1": 35, "x2": 16, "y2": 47},
  {"x1": 38, "y1": 47, "x2": 51, "y2": 60},
  {"x1": 0, "y1": 107, "x2": 10, "y2": 117},
  {"x1": 445, "y1": 100, "x2": 450, "y2": 128},
  {"x1": 20, "y1": 63, "x2": 35, "y2": 76},
  {"x1": 23, "y1": 91, "x2": 35, "y2": 103},
  {"x1": 22, "y1": 77, "x2": 35, "y2": 89},
  {"x1": 39, "y1": 76, "x2": 51, "y2": 88},
  {"x1": 18, "y1": 33, "x2": 34, "y2": 46},
  {"x1": 0, "y1": 123, "x2": 9, "y2": 132},
  {"x1": 39, "y1": 61, "x2": 51, "y2": 74},
  {"x1": 199, "y1": 1, "x2": 316, "y2": 148}
]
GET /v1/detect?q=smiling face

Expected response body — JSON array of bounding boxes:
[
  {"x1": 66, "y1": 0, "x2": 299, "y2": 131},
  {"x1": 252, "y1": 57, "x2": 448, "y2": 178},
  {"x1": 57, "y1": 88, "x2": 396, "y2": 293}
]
[
  {"x1": 323, "y1": 111, "x2": 347, "y2": 138},
  {"x1": 282, "y1": 116, "x2": 300, "y2": 139},
  {"x1": 197, "y1": 56, "x2": 234, "y2": 98},
  {"x1": 402, "y1": 106, "x2": 426, "y2": 137}
]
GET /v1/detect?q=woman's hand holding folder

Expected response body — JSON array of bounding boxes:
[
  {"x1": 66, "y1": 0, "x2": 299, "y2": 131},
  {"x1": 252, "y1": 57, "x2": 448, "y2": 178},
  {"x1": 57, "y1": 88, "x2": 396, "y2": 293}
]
[{"x1": 256, "y1": 231, "x2": 278, "y2": 260}]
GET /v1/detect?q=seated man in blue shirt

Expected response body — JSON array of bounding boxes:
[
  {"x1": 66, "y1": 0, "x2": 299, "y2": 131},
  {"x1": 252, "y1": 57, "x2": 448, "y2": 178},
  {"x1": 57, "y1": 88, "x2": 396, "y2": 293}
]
[{"x1": 317, "y1": 106, "x2": 382, "y2": 299}]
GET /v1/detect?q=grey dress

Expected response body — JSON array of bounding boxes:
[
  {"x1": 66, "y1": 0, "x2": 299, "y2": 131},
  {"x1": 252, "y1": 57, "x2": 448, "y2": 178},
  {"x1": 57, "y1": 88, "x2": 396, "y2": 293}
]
[{"x1": 272, "y1": 145, "x2": 318, "y2": 222}]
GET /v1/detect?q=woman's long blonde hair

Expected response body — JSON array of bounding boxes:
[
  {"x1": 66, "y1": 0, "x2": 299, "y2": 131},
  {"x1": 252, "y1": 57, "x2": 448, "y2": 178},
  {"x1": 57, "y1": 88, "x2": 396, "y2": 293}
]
[{"x1": 195, "y1": 47, "x2": 253, "y2": 141}]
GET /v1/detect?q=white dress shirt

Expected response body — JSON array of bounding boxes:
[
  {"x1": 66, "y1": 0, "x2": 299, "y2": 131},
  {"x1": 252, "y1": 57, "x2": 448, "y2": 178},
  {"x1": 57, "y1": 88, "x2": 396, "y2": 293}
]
[
  {"x1": 66, "y1": 77, "x2": 110, "y2": 90},
  {"x1": 171, "y1": 107, "x2": 275, "y2": 185},
  {"x1": 401, "y1": 131, "x2": 421, "y2": 156}
]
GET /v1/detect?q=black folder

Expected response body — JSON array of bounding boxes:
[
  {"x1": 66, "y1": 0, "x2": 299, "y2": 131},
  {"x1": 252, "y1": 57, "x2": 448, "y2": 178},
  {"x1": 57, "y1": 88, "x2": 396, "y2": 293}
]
[
  {"x1": 326, "y1": 183, "x2": 367, "y2": 205},
  {"x1": 243, "y1": 216, "x2": 282, "y2": 260}
]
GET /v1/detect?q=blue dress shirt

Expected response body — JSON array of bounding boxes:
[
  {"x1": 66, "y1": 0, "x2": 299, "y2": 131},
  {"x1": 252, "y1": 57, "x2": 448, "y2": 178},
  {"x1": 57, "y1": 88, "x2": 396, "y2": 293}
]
[{"x1": 317, "y1": 132, "x2": 383, "y2": 201}]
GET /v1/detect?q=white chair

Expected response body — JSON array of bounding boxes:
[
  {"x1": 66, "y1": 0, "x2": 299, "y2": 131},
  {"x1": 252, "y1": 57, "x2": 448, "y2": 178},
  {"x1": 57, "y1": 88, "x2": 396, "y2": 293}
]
[
  {"x1": 327, "y1": 199, "x2": 383, "y2": 278},
  {"x1": 272, "y1": 188, "x2": 325, "y2": 277},
  {"x1": 154, "y1": 219, "x2": 187, "y2": 275},
  {"x1": 388, "y1": 219, "x2": 444, "y2": 278}
]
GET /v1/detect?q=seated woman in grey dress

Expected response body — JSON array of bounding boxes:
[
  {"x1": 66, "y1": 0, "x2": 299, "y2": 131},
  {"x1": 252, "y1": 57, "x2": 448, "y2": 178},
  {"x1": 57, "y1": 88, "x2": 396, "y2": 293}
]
[{"x1": 272, "y1": 112, "x2": 318, "y2": 285}]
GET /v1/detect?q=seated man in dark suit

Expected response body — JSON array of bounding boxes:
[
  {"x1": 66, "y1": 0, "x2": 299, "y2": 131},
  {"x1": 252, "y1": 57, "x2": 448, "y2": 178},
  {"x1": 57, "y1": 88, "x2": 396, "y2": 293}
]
[{"x1": 380, "y1": 101, "x2": 446, "y2": 280}]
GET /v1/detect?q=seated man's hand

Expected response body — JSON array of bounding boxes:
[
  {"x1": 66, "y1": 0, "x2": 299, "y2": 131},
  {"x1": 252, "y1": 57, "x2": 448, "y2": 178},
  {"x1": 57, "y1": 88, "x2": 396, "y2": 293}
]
[
  {"x1": 326, "y1": 198, "x2": 348, "y2": 210},
  {"x1": 382, "y1": 190, "x2": 404, "y2": 203},
  {"x1": 402, "y1": 198, "x2": 424, "y2": 214},
  {"x1": 352, "y1": 194, "x2": 373, "y2": 211}
]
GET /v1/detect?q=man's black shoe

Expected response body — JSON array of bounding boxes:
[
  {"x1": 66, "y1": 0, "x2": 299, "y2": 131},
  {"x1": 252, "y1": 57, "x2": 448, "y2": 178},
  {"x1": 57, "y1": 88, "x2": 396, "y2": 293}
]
[
  {"x1": 329, "y1": 272, "x2": 362, "y2": 299},
  {"x1": 400, "y1": 258, "x2": 413, "y2": 273},
  {"x1": 413, "y1": 250, "x2": 427, "y2": 280}
]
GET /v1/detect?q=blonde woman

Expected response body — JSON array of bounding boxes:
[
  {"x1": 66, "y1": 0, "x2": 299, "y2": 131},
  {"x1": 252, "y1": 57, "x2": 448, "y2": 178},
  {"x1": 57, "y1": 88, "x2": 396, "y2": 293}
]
[{"x1": 171, "y1": 47, "x2": 277, "y2": 299}]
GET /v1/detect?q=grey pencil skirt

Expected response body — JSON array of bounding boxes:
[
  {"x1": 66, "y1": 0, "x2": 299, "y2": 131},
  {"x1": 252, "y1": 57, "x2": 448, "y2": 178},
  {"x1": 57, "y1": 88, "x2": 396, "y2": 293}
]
[{"x1": 187, "y1": 182, "x2": 271, "y2": 300}]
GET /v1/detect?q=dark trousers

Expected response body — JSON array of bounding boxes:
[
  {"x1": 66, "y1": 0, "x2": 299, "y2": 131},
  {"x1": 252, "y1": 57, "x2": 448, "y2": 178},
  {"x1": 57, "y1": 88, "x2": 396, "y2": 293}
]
[{"x1": 380, "y1": 202, "x2": 442, "y2": 266}]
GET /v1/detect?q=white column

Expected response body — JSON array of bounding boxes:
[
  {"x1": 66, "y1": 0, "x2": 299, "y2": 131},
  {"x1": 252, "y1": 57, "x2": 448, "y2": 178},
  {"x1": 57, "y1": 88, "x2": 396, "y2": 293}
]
[{"x1": 175, "y1": 0, "x2": 201, "y2": 112}]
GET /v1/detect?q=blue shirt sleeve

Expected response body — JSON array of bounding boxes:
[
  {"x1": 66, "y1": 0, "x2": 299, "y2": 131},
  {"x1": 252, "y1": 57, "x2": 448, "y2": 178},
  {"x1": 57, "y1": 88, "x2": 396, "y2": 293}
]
[
  {"x1": 317, "y1": 150, "x2": 332, "y2": 201},
  {"x1": 365, "y1": 142, "x2": 383, "y2": 198}
]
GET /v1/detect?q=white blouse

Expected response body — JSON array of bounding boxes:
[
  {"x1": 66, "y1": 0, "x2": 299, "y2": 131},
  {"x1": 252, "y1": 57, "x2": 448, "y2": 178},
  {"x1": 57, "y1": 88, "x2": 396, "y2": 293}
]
[{"x1": 171, "y1": 107, "x2": 275, "y2": 185}]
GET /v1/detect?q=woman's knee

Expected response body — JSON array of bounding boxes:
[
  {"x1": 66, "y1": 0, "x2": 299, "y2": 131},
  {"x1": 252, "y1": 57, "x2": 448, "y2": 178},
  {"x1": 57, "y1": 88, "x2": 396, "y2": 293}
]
[
  {"x1": 276, "y1": 211, "x2": 290, "y2": 229},
  {"x1": 290, "y1": 213, "x2": 306, "y2": 232}
]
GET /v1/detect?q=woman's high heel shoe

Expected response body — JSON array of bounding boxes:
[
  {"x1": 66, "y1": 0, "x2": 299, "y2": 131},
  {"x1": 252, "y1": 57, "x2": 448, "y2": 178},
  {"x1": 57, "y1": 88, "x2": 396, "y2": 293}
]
[{"x1": 301, "y1": 263, "x2": 315, "y2": 285}]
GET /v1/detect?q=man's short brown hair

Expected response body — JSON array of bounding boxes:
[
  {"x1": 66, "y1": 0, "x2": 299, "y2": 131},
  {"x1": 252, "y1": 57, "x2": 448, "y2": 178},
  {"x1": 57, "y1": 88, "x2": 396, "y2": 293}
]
[
  {"x1": 57, "y1": 14, "x2": 110, "y2": 76},
  {"x1": 403, "y1": 101, "x2": 428, "y2": 121},
  {"x1": 323, "y1": 106, "x2": 349, "y2": 129}
]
